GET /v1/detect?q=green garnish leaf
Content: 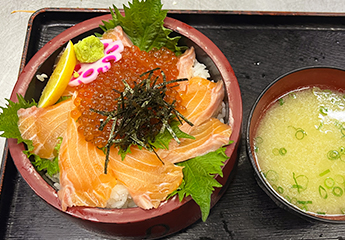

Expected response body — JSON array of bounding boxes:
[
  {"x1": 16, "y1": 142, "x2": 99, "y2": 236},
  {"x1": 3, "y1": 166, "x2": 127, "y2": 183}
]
[
  {"x1": 31, "y1": 155, "x2": 59, "y2": 177},
  {"x1": 169, "y1": 144, "x2": 230, "y2": 222},
  {"x1": 56, "y1": 95, "x2": 72, "y2": 104},
  {"x1": 0, "y1": 94, "x2": 60, "y2": 177},
  {"x1": 99, "y1": 0, "x2": 186, "y2": 53},
  {"x1": 26, "y1": 137, "x2": 62, "y2": 177},
  {"x1": 0, "y1": 94, "x2": 37, "y2": 151}
]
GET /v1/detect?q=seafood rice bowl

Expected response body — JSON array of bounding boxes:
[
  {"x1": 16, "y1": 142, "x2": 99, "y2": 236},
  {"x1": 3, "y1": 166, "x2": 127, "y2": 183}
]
[{"x1": 3, "y1": 1, "x2": 242, "y2": 238}]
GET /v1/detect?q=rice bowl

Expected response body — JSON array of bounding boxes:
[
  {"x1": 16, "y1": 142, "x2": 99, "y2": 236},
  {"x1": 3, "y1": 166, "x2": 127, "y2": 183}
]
[{"x1": 7, "y1": 9, "x2": 242, "y2": 239}]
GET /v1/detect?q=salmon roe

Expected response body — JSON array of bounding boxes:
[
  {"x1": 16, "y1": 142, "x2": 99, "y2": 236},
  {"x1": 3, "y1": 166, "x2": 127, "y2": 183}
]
[{"x1": 72, "y1": 45, "x2": 182, "y2": 148}]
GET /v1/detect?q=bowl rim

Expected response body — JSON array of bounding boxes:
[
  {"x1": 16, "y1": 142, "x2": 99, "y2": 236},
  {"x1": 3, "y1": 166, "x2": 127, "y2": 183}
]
[
  {"x1": 8, "y1": 13, "x2": 243, "y2": 223},
  {"x1": 246, "y1": 65, "x2": 345, "y2": 223}
]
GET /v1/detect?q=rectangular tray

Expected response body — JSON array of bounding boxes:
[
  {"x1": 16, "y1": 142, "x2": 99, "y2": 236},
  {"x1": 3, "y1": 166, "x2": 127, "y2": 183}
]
[{"x1": 2, "y1": 8, "x2": 345, "y2": 239}]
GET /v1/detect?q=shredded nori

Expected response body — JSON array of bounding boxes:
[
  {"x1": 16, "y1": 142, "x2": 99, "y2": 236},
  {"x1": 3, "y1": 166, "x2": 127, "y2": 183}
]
[{"x1": 91, "y1": 68, "x2": 193, "y2": 174}]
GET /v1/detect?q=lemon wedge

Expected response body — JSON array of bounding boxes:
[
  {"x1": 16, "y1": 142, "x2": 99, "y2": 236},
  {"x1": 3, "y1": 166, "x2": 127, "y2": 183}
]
[{"x1": 38, "y1": 40, "x2": 77, "y2": 108}]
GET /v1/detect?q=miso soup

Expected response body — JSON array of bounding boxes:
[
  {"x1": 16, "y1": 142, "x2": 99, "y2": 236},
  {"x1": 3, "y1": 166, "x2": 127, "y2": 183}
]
[{"x1": 255, "y1": 87, "x2": 345, "y2": 215}]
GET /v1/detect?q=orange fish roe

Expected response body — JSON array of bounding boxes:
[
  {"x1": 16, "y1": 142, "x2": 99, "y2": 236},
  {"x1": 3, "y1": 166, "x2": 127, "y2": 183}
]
[{"x1": 73, "y1": 45, "x2": 182, "y2": 148}]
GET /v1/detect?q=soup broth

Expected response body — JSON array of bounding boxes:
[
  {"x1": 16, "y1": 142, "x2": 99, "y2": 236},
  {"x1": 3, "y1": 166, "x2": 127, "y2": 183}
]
[{"x1": 255, "y1": 87, "x2": 345, "y2": 215}]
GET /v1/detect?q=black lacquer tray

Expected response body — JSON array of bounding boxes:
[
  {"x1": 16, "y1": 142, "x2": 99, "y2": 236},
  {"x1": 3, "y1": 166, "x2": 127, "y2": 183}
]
[{"x1": 2, "y1": 8, "x2": 345, "y2": 239}]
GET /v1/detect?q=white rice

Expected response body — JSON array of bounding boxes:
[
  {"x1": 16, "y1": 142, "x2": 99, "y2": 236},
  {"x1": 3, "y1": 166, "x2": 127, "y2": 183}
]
[
  {"x1": 106, "y1": 183, "x2": 136, "y2": 208},
  {"x1": 191, "y1": 59, "x2": 210, "y2": 79}
]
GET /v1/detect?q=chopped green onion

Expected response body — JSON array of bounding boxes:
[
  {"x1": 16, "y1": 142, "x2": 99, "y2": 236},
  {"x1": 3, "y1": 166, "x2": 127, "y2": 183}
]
[
  {"x1": 319, "y1": 169, "x2": 330, "y2": 177},
  {"x1": 265, "y1": 170, "x2": 279, "y2": 182},
  {"x1": 319, "y1": 185, "x2": 328, "y2": 199},
  {"x1": 316, "y1": 120, "x2": 324, "y2": 130},
  {"x1": 290, "y1": 197, "x2": 298, "y2": 205},
  {"x1": 317, "y1": 212, "x2": 326, "y2": 215},
  {"x1": 278, "y1": 98, "x2": 284, "y2": 106},
  {"x1": 335, "y1": 120, "x2": 342, "y2": 129},
  {"x1": 324, "y1": 177, "x2": 335, "y2": 189},
  {"x1": 272, "y1": 148, "x2": 280, "y2": 156},
  {"x1": 341, "y1": 128, "x2": 345, "y2": 138},
  {"x1": 289, "y1": 92, "x2": 297, "y2": 99},
  {"x1": 277, "y1": 186, "x2": 284, "y2": 194},
  {"x1": 279, "y1": 148, "x2": 287, "y2": 156},
  {"x1": 340, "y1": 147, "x2": 345, "y2": 154},
  {"x1": 341, "y1": 208, "x2": 345, "y2": 214},
  {"x1": 332, "y1": 186, "x2": 343, "y2": 197},
  {"x1": 292, "y1": 172, "x2": 309, "y2": 193},
  {"x1": 319, "y1": 106, "x2": 328, "y2": 116},
  {"x1": 295, "y1": 129, "x2": 305, "y2": 140},
  {"x1": 288, "y1": 126, "x2": 306, "y2": 140},
  {"x1": 254, "y1": 137, "x2": 263, "y2": 152},
  {"x1": 327, "y1": 150, "x2": 340, "y2": 160},
  {"x1": 297, "y1": 200, "x2": 312, "y2": 205},
  {"x1": 255, "y1": 136, "x2": 263, "y2": 144},
  {"x1": 301, "y1": 205, "x2": 308, "y2": 211},
  {"x1": 335, "y1": 175, "x2": 345, "y2": 185}
]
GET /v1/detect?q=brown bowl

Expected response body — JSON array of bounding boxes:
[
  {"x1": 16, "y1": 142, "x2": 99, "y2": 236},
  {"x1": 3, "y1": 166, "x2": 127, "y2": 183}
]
[
  {"x1": 8, "y1": 12, "x2": 242, "y2": 239},
  {"x1": 246, "y1": 66, "x2": 345, "y2": 223}
]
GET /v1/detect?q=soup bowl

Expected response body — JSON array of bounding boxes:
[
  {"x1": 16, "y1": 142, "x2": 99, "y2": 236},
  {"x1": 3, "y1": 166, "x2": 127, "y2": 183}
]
[
  {"x1": 7, "y1": 10, "x2": 242, "y2": 239},
  {"x1": 246, "y1": 66, "x2": 345, "y2": 223}
]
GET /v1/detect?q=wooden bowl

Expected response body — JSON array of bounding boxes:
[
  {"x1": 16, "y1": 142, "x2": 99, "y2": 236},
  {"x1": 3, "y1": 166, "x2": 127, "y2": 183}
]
[
  {"x1": 246, "y1": 66, "x2": 345, "y2": 223},
  {"x1": 8, "y1": 13, "x2": 242, "y2": 239}
]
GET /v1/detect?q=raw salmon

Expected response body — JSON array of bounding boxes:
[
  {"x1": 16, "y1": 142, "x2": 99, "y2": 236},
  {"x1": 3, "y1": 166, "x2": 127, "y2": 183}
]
[
  {"x1": 159, "y1": 118, "x2": 232, "y2": 163},
  {"x1": 155, "y1": 76, "x2": 229, "y2": 163},
  {"x1": 17, "y1": 98, "x2": 74, "y2": 159},
  {"x1": 108, "y1": 146, "x2": 183, "y2": 209},
  {"x1": 58, "y1": 112, "x2": 183, "y2": 210},
  {"x1": 178, "y1": 76, "x2": 225, "y2": 133},
  {"x1": 177, "y1": 47, "x2": 195, "y2": 81},
  {"x1": 102, "y1": 26, "x2": 133, "y2": 47},
  {"x1": 58, "y1": 113, "x2": 117, "y2": 210}
]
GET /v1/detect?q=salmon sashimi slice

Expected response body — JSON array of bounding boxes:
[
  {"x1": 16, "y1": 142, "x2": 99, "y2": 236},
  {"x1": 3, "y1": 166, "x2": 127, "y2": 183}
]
[
  {"x1": 178, "y1": 76, "x2": 225, "y2": 133},
  {"x1": 58, "y1": 113, "x2": 183, "y2": 210},
  {"x1": 158, "y1": 118, "x2": 232, "y2": 163},
  {"x1": 177, "y1": 47, "x2": 195, "y2": 82},
  {"x1": 17, "y1": 98, "x2": 75, "y2": 159},
  {"x1": 102, "y1": 25, "x2": 133, "y2": 47},
  {"x1": 58, "y1": 113, "x2": 117, "y2": 210},
  {"x1": 108, "y1": 147, "x2": 183, "y2": 209}
]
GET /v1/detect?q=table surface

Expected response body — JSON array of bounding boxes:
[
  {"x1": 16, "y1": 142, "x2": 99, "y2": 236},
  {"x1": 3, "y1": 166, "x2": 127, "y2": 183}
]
[{"x1": 3, "y1": 1, "x2": 345, "y2": 239}]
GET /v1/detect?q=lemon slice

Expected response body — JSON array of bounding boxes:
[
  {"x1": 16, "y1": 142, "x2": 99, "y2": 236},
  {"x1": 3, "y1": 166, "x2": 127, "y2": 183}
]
[{"x1": 38, "y1": 40, "x2": 77, "y2": 108}]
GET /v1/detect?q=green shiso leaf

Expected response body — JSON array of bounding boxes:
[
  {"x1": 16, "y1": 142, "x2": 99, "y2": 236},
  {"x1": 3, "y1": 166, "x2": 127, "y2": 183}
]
[
  {"x1": 99, "y1": 0, "x2": 186, "y2": 53},
  {"x1": 169, "y1": 143, "x2": 232, "y2": 222},
  {"x1": 0, "y1": 94, "x2": 60, "y2": 176},
  {"x1": 0, "y1": 94, "x2": 37, "y2": 152},
  {"x1": 30, "y1": 137, "x2": 62, "y2": 177}
]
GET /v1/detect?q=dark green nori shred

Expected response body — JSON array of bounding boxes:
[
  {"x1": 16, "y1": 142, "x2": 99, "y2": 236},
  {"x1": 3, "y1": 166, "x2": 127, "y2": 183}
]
[{"x1": 91, "y1": 68, "x2": 192, "y2": 174}]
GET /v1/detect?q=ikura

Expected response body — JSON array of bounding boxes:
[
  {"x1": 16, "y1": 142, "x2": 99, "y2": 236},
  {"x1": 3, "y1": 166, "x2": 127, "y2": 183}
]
[{"x1": 72, "y1": 45, "x2": 181, "y2": 148}]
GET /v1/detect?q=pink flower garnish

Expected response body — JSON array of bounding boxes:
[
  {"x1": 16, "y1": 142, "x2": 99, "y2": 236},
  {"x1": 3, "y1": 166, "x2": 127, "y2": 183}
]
[{"x1": 69, "y1": 39, "x2": 124, "y2": 87}]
